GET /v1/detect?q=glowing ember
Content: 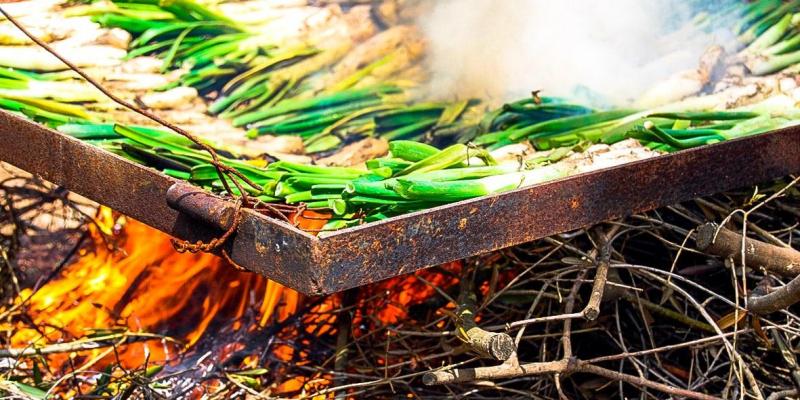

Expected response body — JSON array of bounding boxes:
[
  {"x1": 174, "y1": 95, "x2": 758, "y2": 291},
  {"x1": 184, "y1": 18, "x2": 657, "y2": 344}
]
[{"x1": 363, "y1": 261, "x2": 461, "y2": 326}]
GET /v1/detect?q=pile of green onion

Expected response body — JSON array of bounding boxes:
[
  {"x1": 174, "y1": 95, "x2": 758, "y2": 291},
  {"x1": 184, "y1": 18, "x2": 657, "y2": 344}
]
[
  {"x1": 0, "y1": 67, "x2": 100, "y2": 126},
  {"x1": 265, "y1": 141, "x2": 571, "y2": 230},
  {"x1": 76, "y1": 0, "x2": 478, "y2": 153},
  {"x1": 471, "y1": 96, "x2": 798, "y2": 154},
  {"x1": 729, "y1": 0, "x2": 800, "y2": 75},
  {"x1": 233, "y1": 85, "x2": 474, "y2": 153},
  {"x1": 73, "y1": 0, "x2": 254, "y2": 92},
  {"x1": 0, "y1": 0, "x2": 799, "y2": 232}
]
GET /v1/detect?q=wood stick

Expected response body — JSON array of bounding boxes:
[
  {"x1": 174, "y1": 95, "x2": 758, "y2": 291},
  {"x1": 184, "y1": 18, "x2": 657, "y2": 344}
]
[
  {"x1": 748, "y1": 274, "x2": 800, "y2": 314},
  {"x1": 582, "y1": 226, "x2": 615, "y2": 320},
  {"x1": 695, "y1": 222, "x2": 800, "y2": 278},
  {"x1": 422, "y1": 359, "x2": 569, "y2": 385},
  {"x1": 454, "y1": 267, "x2": 516, "y2": 361},
  {"x1": 0, "y1": 333, "x2": 168, "y2": 357},
  {"x1": 621, "y1": 293, "x2": 715, "y2": 333},
  {"x1": 334, "y1": 288, "x2": 359, "y2": 398},
  {"x1": 423, "y1": 358, "x2": 721, "y2": 400},
  {"x1": 577, "y1": 363, "x2": 721, "y2": 400},
  {"x1": 766, "y1": 389, "x2": 799, "y2": 400}
]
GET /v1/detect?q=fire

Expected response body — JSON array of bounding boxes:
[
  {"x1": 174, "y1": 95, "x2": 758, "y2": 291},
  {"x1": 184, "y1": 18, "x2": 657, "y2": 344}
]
[
  {"x1": 4, "y1": 205, "x2": 458, "y2": 397},
  {"x1": 7, "y1": 207, "x2": 306, "y2": 375},
  {"x1": 362, "y1": 261, "x2": 461, "y2": 326}
]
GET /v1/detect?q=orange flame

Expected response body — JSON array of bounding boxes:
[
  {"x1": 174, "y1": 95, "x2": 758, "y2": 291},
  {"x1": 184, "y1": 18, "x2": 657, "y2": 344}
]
[
  {"x1": 8, "y1": 207, "x2": 312, "y2": 373},
  {"x1": 4, "y1": 205, "x2": 457, "y2": 397}
]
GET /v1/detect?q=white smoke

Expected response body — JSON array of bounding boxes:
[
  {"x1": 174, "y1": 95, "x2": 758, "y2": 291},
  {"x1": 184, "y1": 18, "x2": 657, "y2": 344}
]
[{"x1": 418, "y1": 0, "x2": 735, "y2": 106}]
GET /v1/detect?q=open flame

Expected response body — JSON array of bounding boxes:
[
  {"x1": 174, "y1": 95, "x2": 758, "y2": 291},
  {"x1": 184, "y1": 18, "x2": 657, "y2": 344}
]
[
  {"x1": 5, "y1": 206, "x2": 457, "y2": 396},
  {"x1": 7, "y1": 207, "x2": 307, "y2": 373}
]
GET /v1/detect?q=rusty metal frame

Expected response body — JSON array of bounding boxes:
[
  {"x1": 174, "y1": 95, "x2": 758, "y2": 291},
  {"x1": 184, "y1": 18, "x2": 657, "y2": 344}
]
[{"x1": 1, "y1": 109, "x2": 798, "y2": 294}]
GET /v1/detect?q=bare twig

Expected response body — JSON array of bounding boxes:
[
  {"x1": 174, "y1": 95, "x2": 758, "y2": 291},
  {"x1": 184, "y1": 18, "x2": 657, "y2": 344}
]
[
  {"x1": 578, "y1": 363, "x2": 721, "y2": 400},
  {"x1": 453, "y1": 265, "x2": 516, "y2": 361},
  {"x1": 769, "y1": 329, "x2": 800, "y2": 388},
  {"x1": 424, "y1": 337, "x2": 721, "y2": 399},
  {"x1": 424, "y1": 272, "x2": 588, "y2": 386},
  {"x1": 423, "y1": 358, "x2": 570, "y2": 385},
  {"x1": 749, "y1": 274, "x2": 800, "y2": 314},
  {"x1": 696, "y1": 222, "x2": 800, "y2": 278},
  {"x1": 0, "y1": 332, "x2": 176, "y2": 357},
  {"x1": 620, "y1": 293, "x2": 715, "y2": 333},
  {"x1": 582, "y1": 226, "x2": 614, "y2": 321},
  {"x1": 766, "y1": 389, "x2": 799, "y2": 400},
  {"x1": 334, "y1": 288, "x2": 358, "y2": 398}
]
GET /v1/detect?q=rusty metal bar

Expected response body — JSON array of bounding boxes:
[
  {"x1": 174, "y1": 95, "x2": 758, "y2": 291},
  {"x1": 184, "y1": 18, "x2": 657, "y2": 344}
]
[
  {"x1": 1, "y1": 109, "x2": 799, "y2": 295},
  {"x1": 312, "y1": 126, "x2": 800, "y2": 292},
  {"x1": 0, "y1": 110, "x2": 320, "y2": 292}
]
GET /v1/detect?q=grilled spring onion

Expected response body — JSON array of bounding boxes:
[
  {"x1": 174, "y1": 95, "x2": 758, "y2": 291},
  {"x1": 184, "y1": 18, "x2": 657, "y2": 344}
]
[
  {"x1": 469, "y1": 0, "x2": 800, "y2": 151},
  {"x1": 635, "y1": 114, "x2": 796, "y2": 152},
  {"x1": 0, "y1": 97, "x2": 90, "y2": 126},
  {"x1": 388, "y1": 140, "x2": 439, "y2": 162},
  {"x1": 0, "y1": 68, "x2": 107, "y2": 103},
  {"x1": 88, "y1": 0, "x2": 252, "y2": 92},
  {"x1": 474, "y1": 104, "x2": 637, "y2": 150},
  {"x1": 746, "y1": 47, "x2": 800, "y2": 75},
  {"x1": 736, "y1": 1, "x2": 800, "y2": 75},
  {"x1": 475, "y1": 89, "x2": 799, "y2": 154},
  {"x1": 735, "y1": 0, "x2": 800, "y2": 44},
  {"x1": 207, "y1": 47, "x2": 319, "y2": 116},
  {"x1": 0, "y1": 67, "x2": 108, "y2": 125},
  {"x1": 235, "y1": 85, "x2": 402, "y2": 127},
  {"x1": 80, "y1": 1, "x2": 476, "y2": 152},
  {"x1": 299, "y1": 144, "x2": 524, "y2": 215},
  {"x1": 388, "y1": 164, "x2": 570, "y2": 202},
  {"x1": 236, "y1": 85, "x2": 474, "y2": 153},
  {"x1": 247, "y1": 142, "x2": 536, "y2": 226},
  {"x1": 54, "y1": 122, "x2": 281, "y2": 195},
  {"x1": 0, "y1": 73, "x2": 99, "y2": 125}
]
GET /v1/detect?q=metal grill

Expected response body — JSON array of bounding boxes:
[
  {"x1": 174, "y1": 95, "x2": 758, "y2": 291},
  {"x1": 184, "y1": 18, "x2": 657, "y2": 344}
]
[{"x1": 1, "y1": 109, "x2": 798, "y2": 294}]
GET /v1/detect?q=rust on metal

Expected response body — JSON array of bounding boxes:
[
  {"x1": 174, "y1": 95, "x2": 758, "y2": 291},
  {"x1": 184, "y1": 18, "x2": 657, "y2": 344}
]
[
  {"x1": 1, "y1": 109, "x2": 799, "y2": 295},
  {"x1": 166, "y1": 182, "x2": 236, "y2": 231}
]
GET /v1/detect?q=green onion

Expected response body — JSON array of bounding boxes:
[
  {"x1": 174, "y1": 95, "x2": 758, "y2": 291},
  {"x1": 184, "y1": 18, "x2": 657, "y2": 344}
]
[
  {"x1": 389, "y1": 165, "x2": 570, "y2": 202},
  {"x1": 397, "y1": 144, "x2": 471, "y2": 176},
  {"x1": 388, "y1": 141, "x2": 440, "y2": 162}
]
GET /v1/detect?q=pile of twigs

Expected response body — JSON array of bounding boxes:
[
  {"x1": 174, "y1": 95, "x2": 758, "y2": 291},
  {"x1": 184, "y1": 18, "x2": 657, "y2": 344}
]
[
  {"x1": 240, "y1": 177, "x2": 799, "y2": 399},
  {"x1": 2, "y1": 170, "x2": 799, "y2": 398},
  {"x1": 0, "y1": 172, "x2": 89, "y2": 294}
]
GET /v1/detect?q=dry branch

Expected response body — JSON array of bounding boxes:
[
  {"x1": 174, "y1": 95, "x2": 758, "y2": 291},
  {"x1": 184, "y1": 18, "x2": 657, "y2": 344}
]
[
  {"x1": 621, "y1": 293, "x2": 715, "y2": 332},
  {"x1": 422, "y1": 358, "x2": 720, "y2": 400},
  {"x1": 424, "y1": 270, "x2": 722, "y2": 400},
  {"x1": 422, "y1": 358, "x2": 570, "y2": 385},
  {"x1": 575, "y1": 224, "x2": 621, "y2": 321},
  {"x1": 577, "y1": 363, "x2": 722, "y2": 400},
  {"x1": 696, "y1": 222, "x2": 800, "y2": 313},
  {"x1": 0, "y1": 332, "x2": 171, "y2": 357},
  {"x1": 696, "y1": 222, "x2": 800, "y2": 278},
  {"x1": 425, "y1": 273, "x2": 587, "y2": 386},
  {"x1": 766, "y1": 389, "x2": 799, "y2": 400},
  {"x1": 582, "y1": 227, "x2": 614, "y2": 321},
  {"x1": 454, "y1": 266, "x2": 516, "y2": 361},
  {"x1": 748, "y1": 275, "x2": 800, "y2": 314}
]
